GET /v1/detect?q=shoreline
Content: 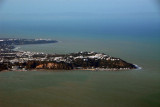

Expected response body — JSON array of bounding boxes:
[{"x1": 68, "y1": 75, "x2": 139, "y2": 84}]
[
  {"x1": 0, "y1": 38, "x2": 140, "y2": 72},
  {"x1": 1, "y1": 66, "x2": 141, "y2": 72}
]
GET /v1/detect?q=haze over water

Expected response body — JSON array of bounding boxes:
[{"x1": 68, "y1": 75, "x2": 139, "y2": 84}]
[{"x1": 0, "y1": 0, "x2": 160, "y2": 107}]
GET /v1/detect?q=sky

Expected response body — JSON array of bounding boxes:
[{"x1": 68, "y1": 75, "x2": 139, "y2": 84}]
[{"x1": 0, "y1": 0, "x2": 160, "y2": 21}]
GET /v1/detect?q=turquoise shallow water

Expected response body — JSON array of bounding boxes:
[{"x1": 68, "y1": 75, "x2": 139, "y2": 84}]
[{"x1": 17, "y1": 34, "x2": 160, "y2": 72}]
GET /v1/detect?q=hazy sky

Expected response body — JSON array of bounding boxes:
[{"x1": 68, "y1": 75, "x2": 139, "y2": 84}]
[{"x1": 0, "y1": 0, "x2": 160, "y2": 21}]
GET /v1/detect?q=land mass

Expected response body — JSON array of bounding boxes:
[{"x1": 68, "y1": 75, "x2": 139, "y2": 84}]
[{"x1": 0, "y1": 38, "x2": 138, "y2": 71}]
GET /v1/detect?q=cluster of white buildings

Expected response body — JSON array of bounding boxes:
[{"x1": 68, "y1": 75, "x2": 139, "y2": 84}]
[
  {"x1": 72, "y1": 52, "x2": 120, "y2": 61},
  {"x1": 0, "y1": 50, "x2": 122, "y2": 65}
]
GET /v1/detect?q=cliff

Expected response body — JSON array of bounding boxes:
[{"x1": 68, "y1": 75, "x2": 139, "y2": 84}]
[
  {"x1": 23, "y1": 58, "x2": 136, "y2": 70},
  {"x1": 26, "y1": 61, "x2": 73, "y2": 70}
]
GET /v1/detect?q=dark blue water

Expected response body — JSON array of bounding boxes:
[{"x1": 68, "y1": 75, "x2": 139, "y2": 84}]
[{"x1": 0, "y1": 0, "x2": 160, "y2": 39}]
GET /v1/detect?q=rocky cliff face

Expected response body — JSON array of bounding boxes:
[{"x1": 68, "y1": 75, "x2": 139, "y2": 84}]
[
  {"x1": 26, "y1": 61, "x2": 73, "y2": 70},
  {"x1": 25, "y1": 59, "x2": 136, "y2": 70},
  {"x1": 36, "y1": 62, "x2": 72, "y2": 69}
]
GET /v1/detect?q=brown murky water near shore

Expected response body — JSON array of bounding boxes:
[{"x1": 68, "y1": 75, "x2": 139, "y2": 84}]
[{"x1": 0, "y1": 36, "x2": 160, "y2": 107}]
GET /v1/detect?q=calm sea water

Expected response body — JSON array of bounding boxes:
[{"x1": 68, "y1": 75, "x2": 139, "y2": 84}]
[{"x1": 0, "y1": 0, "x2": 160, "y2": 106}]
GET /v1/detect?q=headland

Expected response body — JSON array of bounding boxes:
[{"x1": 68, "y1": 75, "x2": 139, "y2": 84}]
[{"x1": 0, "y1": 38, "x2": 138, "y2": 71}]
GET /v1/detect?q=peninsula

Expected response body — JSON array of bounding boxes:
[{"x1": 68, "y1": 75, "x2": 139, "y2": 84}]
[{"x1": 0, "y1": 38, "x2": 138, "y2": 71}]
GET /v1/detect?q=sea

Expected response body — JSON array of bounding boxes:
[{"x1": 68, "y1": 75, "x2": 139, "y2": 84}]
[{"x1": 0, "y1": 0, "x2": 160, "y2": 107}]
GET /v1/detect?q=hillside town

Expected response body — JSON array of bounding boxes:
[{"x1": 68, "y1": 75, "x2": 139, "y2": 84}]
[{"x1": 0, "y1": 38, "x2": 137, "y2": 71}]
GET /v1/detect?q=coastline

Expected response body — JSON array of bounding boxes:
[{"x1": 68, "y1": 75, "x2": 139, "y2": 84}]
[
  {"x1": 1, "y1": 66, "x2": 141, "y2": 72},
  {"x1": 0, "y1": 38, "x2": 139, "y2": 72},
  {"x1": 133, "y1": 64, "x2": 142, "y2": 70}
]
